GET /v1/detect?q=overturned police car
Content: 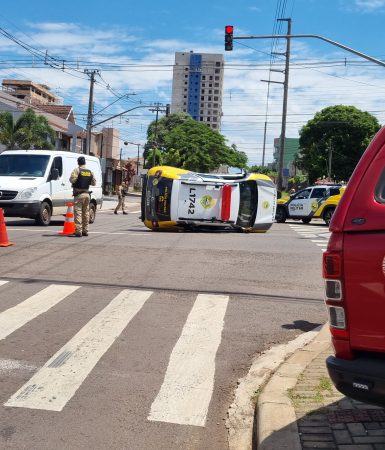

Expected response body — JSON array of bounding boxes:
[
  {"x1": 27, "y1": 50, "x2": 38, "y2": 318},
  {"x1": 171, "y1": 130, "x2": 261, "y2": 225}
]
[{"x1": 141, "y1": 166, "x2": 277, "y2": 232}]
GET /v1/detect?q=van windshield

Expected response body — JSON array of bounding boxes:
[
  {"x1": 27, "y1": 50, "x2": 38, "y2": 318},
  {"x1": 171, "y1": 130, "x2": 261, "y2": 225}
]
[
  {"x1": 0, "y1": 154, "x2": 50, "y2": 177},
  {"x1": 236, "y1": 180, "x2": 258, "y2": 227}
]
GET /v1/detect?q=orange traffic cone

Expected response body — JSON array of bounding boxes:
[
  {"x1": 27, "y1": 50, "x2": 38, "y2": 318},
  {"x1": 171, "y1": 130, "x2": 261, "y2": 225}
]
[
  {"x1": 58, "y1": 203, "x2": 76, "y2": 235},
  {"x1": 0, "y1": 208, "x2": 14, "y2": 247}
]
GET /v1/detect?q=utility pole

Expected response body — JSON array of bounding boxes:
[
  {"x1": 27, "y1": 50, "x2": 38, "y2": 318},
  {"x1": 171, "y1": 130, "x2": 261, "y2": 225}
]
[
  {"x1": 149, "y1": 103, "x2": 166, "y2": 168},
  {"x1": 277, "y1": 18, "x2": 291, "y2": 193},
  {"x1": 328, "y1": 141, "x2": 333, "y2": 180},
  {"x1": 84, "y1": 69, "x2": 100, "y2": 155}
]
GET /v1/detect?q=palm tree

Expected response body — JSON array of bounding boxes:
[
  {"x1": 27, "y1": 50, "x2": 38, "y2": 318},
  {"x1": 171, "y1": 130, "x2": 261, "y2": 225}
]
[{"x1": 0, "y1": 108, "x2": 55, "y2": 150}]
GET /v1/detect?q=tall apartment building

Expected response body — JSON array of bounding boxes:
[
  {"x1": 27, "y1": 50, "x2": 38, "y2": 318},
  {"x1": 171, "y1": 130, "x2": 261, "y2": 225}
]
[{"x1": 171, "y1": 51, "x2": 224, "y2": 130}]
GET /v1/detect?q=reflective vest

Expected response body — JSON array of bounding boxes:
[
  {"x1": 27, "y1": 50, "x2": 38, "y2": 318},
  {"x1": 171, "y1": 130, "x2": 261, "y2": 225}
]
[{"x1": 73, "y1": 167, "x2": 93, "y2": 190}]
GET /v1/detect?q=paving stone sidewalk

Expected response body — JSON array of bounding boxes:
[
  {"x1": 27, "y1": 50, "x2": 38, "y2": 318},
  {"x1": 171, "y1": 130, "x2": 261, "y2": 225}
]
[{"x1": 291, "y1": 348, "x2": 385, "y2": 450}]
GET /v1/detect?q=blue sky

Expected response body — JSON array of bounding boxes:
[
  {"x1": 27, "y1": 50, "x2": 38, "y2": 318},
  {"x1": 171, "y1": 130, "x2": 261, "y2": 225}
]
[{"x1": 1, "y1": 0, "x2": 385, "y2": 165}]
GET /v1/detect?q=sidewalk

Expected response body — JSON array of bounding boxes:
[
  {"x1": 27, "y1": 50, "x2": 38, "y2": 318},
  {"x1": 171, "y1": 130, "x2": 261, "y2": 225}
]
[{"x1": 256, "y1": 324, "x2": 385, "y2": 450}]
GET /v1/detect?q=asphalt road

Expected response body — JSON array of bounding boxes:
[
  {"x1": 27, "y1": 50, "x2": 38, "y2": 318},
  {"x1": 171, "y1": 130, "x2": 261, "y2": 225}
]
[{"x1": 0, "y1": 200, "x2": 329, "y2": 450}]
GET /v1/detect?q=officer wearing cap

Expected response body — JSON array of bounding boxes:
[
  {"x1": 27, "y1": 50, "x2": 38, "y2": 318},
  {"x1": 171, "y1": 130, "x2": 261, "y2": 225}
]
[{"x1": 69, "y1": 156, "x2": 96, "y2": 237}]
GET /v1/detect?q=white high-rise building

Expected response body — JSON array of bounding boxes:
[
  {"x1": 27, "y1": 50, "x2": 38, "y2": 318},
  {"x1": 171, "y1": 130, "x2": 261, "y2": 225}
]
[{"x1": 171, "y1": 51, "x2": 224, "y2": 130}]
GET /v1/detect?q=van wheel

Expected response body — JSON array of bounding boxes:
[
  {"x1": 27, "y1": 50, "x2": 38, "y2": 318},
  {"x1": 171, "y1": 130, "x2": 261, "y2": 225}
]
[
  {"x1": 275, "y1": 206, "x2": 287, "y2": 223},
  {"x1": 302, "y1": 218, "x2": 311, "y2": 224},
  {"x1": 89, "y1": 203, "x2": 96, "y2": 224},
  {"x1": 323, "y1": 207, "x2": 335, "y2": 226},
  {"x1": 35, "y1": 201, "x2": 52, "y2": 226}
]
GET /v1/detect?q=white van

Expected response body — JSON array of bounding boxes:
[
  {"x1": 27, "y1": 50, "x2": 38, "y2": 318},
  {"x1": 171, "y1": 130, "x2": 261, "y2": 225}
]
[{"x1": 0, "y1": 150, "x2": 103, "y2": 225}]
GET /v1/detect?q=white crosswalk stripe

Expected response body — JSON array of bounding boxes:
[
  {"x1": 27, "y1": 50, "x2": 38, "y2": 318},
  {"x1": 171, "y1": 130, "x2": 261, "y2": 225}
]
[
  {"x1": 148, "y1": 293, "x2": 229, "y2": 427},
  {"x1": 0, "y1": 281, "x2": 228, "y2": 426},
  {"x1": 288, "y1": 223, "x2": 330, "y2": 252},
  {"x1": 5, "y1": 289, "x2": 152, "y2": 411},
  {"x1": 0, "y1": 284, "x2": 80, "y2": 341}
]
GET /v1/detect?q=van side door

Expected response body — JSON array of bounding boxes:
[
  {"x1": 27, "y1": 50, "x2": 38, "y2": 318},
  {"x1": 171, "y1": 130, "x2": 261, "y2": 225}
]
[{"x1": 48, "y1": 156, "x2": 68, "y2": 215}]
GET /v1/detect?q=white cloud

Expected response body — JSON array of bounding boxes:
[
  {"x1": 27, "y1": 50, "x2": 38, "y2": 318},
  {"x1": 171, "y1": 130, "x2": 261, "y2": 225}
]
[
  {"x1": 349, "y1": 0, "x2": 385, "y2": 11},
  {"x1": 1, "y1": 21, "x2": 385, "y2": 164}
]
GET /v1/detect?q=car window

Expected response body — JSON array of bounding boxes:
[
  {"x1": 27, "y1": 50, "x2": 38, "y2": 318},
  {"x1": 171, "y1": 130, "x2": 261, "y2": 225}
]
[
  {"x1": 51, "y1": 157, "x2": 63, "y2": 177},
  {"x1": 329, "y1": 187, "x2": 341, "y2": 196},
  {"x1": 311, "y1": 188, "x2": 327, "y2": 198},
  {"x1": 294, "y1": 189, "x2": 310, "y2": 199}
]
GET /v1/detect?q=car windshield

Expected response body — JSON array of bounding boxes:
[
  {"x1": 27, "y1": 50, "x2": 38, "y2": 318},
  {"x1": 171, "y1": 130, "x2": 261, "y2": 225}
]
[
  {"x1": 236, "y1": 180, "x2": 258, "y2": 227},
  {"x1": 0, "y1": 154, "x2": 50, "y2": 177},
  {"x1": 145, "y1": 176, "x2": 173, "y2": 222}
]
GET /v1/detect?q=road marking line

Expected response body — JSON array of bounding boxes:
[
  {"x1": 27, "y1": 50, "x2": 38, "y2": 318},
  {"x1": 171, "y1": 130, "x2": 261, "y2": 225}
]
[
  {"x1": 129, "y1": 210, "x2": 141, "y2": 214},
  {"x1": 148, "y1": 293, "x2": 229, "y2": 427},
  {"x1": 311, "y1": 240, "x2": 329, "y2": 243},
  {"x1": 0, "y1": 280, "x2": 8, "y2": 287},
  {"x1": 0, "y1": 285, "x2": 80, "y2": 341},
  {"x1": 298, "y1": 233, "x2": 318, "y2": 238},
  {"x1": 316, "y1": 243, "x2": 327, "y2": 247},
  {"x1": 4, "y1": 289, "x2": 152, "y2": 411}
]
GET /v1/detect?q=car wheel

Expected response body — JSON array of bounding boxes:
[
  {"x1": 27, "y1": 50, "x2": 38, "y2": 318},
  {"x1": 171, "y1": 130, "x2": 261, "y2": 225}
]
[
  {"x1": 89, "y1": 203, "x2": 96, "y2": 224},
  {"x1": 323, "y1": 207, "x2": 335, "y2": 226},
  {"x1": 275, "y1": 206, "x2": 287, "y2": 223},
  {"x1": 35, "y1": 201, "x2": 52, "y2": 226},
  {"x1": 302, "y1": 218, "x2": 311, "y2": 224}
]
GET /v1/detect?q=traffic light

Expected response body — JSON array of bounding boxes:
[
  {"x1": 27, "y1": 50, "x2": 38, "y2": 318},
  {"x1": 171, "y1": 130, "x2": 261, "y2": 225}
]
[{"x1": 225, "y1": 25, "x2": 233, "y2": 51}]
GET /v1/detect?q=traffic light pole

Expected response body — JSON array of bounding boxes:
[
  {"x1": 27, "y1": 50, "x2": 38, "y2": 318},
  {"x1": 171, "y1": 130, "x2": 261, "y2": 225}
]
[{"x1": 227, "y1": 28, "x2": 385, "y2": 191}]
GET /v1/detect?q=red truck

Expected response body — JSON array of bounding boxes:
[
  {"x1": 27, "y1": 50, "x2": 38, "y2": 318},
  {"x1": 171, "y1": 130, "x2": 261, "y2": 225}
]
[{"x1": 325, "y1": 126, "x2": 385, "y2": 407}]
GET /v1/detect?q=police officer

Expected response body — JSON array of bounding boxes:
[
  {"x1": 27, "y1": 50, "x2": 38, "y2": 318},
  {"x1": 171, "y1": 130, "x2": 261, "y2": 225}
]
[
  {"x1": 69, "y1": 156, "x2": 96, "y2": 237},
  {"x1": 114, "y1": 182, "x2": 128, "y2": 215}
]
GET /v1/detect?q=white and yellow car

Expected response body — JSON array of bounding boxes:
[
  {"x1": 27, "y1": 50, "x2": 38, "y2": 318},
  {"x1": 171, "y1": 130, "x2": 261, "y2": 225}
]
[
  {"x1": 141, "y1": 166, "x2": 277, "y2": 232},
  {"x1": 276, "y1": 184, "x2": 346, "y2": 225}
]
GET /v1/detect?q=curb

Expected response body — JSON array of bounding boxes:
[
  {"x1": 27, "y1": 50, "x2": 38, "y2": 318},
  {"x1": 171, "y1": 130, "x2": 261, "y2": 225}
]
[
  {"x1": 226, "y1": 325, "x2": 325, "y2": 450},
  {"x1": 256, "y1": 323, "x2": 330, "y2": 450}
]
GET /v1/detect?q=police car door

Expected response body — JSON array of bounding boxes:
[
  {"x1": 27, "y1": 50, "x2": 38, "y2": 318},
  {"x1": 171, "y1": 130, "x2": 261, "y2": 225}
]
[
  {"x1": 288, "y1": 188, "x2": 312, "y2": 217},
  {"x1": 48, "y1": 156, "x2": 68, "y2": 215},
  {"x1": 177, "y1": 182, "x2": 222, "y2": 221}
]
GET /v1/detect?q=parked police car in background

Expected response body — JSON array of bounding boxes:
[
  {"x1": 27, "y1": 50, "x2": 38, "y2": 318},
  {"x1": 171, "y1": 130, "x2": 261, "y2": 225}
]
[
  {"x1": 141, "y1": 166, "x2": 277, "y2": 232},
  {"x1": 275, "y1": 184, "x2": 345, "y2": 225}
]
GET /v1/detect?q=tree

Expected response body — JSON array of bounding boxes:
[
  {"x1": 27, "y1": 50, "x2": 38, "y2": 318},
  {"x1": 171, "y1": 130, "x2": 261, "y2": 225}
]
[
  {"x1": 248, "y1": 164, "x2": 277, "y2": 177},
  {"x1": 144, "y1": 113, "x2": 248, "y2": 171},
  {"x1": 0, "y1": 108, "x2": 55, "y2": 150},
  {"x1": 297, "y1": 105, "x2": 380, "y2": 183}
]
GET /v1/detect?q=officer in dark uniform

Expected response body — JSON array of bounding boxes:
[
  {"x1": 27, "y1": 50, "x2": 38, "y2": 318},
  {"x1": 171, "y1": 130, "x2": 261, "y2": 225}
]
[{"x1": 69, "y1": 156, "x2": 96, "y2": 237}]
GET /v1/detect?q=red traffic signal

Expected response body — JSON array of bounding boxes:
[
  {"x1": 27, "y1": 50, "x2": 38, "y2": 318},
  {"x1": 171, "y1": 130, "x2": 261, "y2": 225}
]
[{"x1": 225, "y1": 25, "x2": 233, "y2": 51}]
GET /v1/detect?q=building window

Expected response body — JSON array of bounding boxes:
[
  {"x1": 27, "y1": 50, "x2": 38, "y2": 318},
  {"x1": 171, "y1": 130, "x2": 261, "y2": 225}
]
[
  {"x1": 207, "y1": 117, "x2": 211, "y2": 122},
  {"x1": 213, "y1": 103, "x2": 218, "y2": 108},
  {"x1": 214, "y1": 83, "x2": 219, "y2": 87},
  {"x1": 213, "y1": 117, "x2": 217, "y2": 122},
  {"x1": 209, "y1": 90, "x2": 212, "y2": 94},
  {"x1": 201, "y1": 96, "x2": 204, "y2": 101},
  {"x1": 208, "y1": 96, "x2": 212, "y2": 101},
  {"x1": 184, "y1": 82, "x2": 188, "y2": 85},
  {"x1": 202, "y1": 75, "x2": 206, "y2": 80},
  {"x1": 215, "y1": 76, "x2": 220, "y2": 81},
  {"x1": 185, "y1": 74, "x2": 188, "y2": 78},
  {"x1": 202, "y1": 89, "x2": 205, "y2": 94},
  {"x1": 214, "y1": 96, "x2": 218, "y2": 101},
  {"x1": 208, "y1": 103, "x2": 212, "y2": 108},
  {"x1": 215, "y1": 61, "x2": 221, "y2": 67},
  {"x1": 212, "y1": 124, "x2": 217, "y2": 129},
  {"x1": 215, "y1": 69, "x2": 220, "y2": 73},
  {"x1": 214, "y1": 90, "x2": 219, "y2": 94},
  {"x1": 209, "y1": 76, "x2": 213, "y2": 80},
  {"x1": 208, "y1": 110, "x2": 211, "y2": 115},
  {"x1": 200, "y1": 117, "x2": 203, "y2": 121}
]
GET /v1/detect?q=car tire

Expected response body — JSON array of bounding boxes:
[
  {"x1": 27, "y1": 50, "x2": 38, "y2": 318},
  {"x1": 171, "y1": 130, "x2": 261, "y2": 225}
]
[
  {"x1": 323, "y1": 207, "x2": 335, "y2": 226},
  {"x1": 276, "y1": 206, "x2": 287, "y2": 223},
  {"x1": 35, "y1": 201, "x2": 52, "y2": 226},
  {"x1": 302, "y1": 218, "x2": 311, "y2": 224},
  {"x1": 89, "y1": 202, "x2": 96, "y2": 224}
]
